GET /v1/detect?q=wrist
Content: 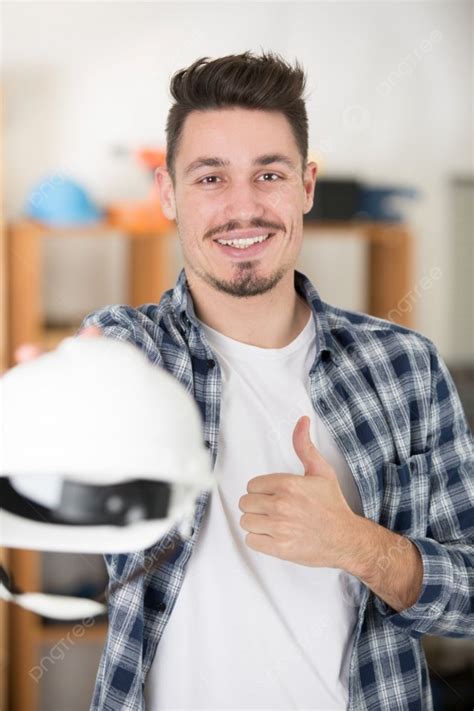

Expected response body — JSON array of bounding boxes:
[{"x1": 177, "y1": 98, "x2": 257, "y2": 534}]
[
  {"x1": 336, "y1": 513, "x2": 376, "y2": 578},
  {"x1": 339, "y1": 517, "x2": 424, "y2": 611},
  {"x1": 339, "y1": 514, "x2": 387, "y2": 581}
]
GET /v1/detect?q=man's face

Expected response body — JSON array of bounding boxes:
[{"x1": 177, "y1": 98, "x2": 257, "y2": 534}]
[{"x1": 156, "y1": 108, "x2": 317, "y2": 298}]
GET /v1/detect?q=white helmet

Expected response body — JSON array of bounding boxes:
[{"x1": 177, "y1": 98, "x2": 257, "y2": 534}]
[{"x1": 0, "y1": 336, "x2": 215, "y2": 555}]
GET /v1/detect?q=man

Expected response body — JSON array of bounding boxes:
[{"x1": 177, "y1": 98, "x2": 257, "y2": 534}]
[{"x1": 78, "y1": 52, "x2": 473, "y2": 710}]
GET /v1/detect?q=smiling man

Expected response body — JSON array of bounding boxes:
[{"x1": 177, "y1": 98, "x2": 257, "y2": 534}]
[{"x1": 81, "y1": 52, "x2": 474, "y2": 711}]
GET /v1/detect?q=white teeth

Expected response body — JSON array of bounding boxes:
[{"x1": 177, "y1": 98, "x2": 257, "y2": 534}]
[{"x1": 217, "y1": 234, "x2": 271, "y2": 248}]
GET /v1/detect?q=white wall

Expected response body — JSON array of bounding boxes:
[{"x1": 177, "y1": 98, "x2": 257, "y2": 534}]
[{"x1": 3, "y1": 1, "x2": 473, "y2": 359}]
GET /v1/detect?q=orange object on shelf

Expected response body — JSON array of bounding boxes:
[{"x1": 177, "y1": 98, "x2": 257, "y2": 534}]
[
  {"x1": 136, "y1": 147, "x2": 167, "y2": 173},
  {"x1": 107, "y1": 147, "x2": 172, "y2": 235},
  {"x1": 107, "y1": 185, "x2": 172, "y2": 235}
]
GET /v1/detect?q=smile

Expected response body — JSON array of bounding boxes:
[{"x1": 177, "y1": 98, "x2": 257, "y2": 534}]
[
  {"x1": 216, "y1": 233, "x2": 272, "y2": 249},
  {"x1": 213, "y1": 233, "x2": 275, "y2": 258}
]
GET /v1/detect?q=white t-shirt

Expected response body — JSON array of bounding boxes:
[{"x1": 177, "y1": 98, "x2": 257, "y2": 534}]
[{"x1": 146, "y1": 312, "x2": 364, "y2": 710}]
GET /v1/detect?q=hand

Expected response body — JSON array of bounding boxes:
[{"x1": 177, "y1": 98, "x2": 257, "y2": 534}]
[
  {"x1": 238, "y1": 415, "x2": 358, "y2": 569},
  {"x1": 14, "y1": 326, "x2": 103, "y2": 364}
]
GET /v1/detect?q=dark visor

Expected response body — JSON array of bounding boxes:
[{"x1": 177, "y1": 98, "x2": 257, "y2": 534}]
[{"x1": 0, "y1": 478, "x2": 171, "y2": 526}]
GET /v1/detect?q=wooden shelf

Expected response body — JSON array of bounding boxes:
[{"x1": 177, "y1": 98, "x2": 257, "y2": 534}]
[
  {"x1": 6, "y1": 219, "x2": 176, "y2": 366},
  {"x1": 39, "y1": 620, "x2": 107, "y2": 644}
]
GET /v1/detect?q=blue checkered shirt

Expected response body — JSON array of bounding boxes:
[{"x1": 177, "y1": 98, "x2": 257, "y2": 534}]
[{"x1": 80, "y1": 268, "x2": 474, "y2": 711}]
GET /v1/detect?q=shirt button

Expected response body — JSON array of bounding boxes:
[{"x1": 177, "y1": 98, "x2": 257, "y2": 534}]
[
  {"x1": 318, "y1": 398, "x2": 329, "y2": 413},
  {"x1": 207, "y1": 358, "x2": 216, "y2": 369},
  {"x1": 204, "y1": 440, "x2": 211, "y2": 449},
  {"x1": 158, "y1": 602, "x2": 166, "y2": 613}
]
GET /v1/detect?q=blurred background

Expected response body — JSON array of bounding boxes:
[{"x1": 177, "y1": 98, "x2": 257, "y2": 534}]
[{"x1": 0, "y1": 1, "x2": 472, "y2": 709}]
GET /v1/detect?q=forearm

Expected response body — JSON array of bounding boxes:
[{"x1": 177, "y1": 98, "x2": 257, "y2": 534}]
[{"x1": 342, "y1": 515, "x2": 424, "y2": 612}]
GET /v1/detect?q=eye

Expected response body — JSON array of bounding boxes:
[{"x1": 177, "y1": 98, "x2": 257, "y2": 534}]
[
  {"x1": 258, "y1": 173, "x2": 282, "y2": 182},
  {"x1": 198, "y1": 175, "x2": 221, "y2": 185}
]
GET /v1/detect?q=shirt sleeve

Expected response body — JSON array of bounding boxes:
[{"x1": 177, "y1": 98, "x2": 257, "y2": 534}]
[
  {"x1": 373, "y1": 340, "x2": 474, "y2": 638},
  {"x1": 77, "y1": 304, "x2": 164, "y2": 366}
]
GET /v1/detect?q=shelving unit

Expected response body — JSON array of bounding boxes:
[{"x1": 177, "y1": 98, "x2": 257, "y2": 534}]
[
  {"x1": 6, "y1": 218, "x2": 177, "y2": 364},
  {"x1": 303, "y1": 220, "x2": 414, "y2": 328}
]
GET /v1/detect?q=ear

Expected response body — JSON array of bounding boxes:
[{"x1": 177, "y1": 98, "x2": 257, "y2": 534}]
[
  {"x1": 155, "y1": 167, "x2": 176, "y2": 220},
  {"x1": 302, "y1": 161, "x2": 318, "y2": 215}
]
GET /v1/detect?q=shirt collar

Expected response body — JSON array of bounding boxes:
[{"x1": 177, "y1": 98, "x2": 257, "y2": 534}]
[
  {"x1": 294, "y1": 269, "x2": 340, "y2": 367},
  {"x1": 171, "y1": 268, "x2": 339, "y2": 366},
  {"x1": 171, "y1": 268, "x2": 199, "y2": 330}
]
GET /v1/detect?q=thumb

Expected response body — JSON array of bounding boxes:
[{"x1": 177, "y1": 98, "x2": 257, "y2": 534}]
[{"x1": 292, "y1": 416, "x2": 332, "y2": 478}]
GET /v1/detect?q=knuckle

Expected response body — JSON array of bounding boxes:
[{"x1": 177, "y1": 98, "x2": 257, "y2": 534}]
[
  {"x1": 281, "y1": 476, "x2": 298, "y2": 494},
  {"x1": 277, "y1": 478, "x2": 291, "y2": 495},
  {"x1": 273, "y1": 495, "x2": 291, "y2": 517}
]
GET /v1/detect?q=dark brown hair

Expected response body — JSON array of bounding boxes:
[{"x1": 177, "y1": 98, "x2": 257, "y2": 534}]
[{"x1": 165, "y1": 50, "x2": 309, "y2": 183}]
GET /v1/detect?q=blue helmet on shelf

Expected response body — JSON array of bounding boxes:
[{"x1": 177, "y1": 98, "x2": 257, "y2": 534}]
[{"x1": 24, "y1": 174, "x2": 102, "y2": 226}]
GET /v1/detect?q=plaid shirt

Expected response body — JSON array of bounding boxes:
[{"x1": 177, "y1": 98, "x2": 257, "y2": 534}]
[{"x1": 81, "y1": 268, "x2": 474, "y2": 711}]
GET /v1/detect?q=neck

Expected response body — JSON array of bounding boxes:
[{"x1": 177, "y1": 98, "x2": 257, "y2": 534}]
[{"x1": 185, "y1": 268, "x2": 311, "y2": 349}]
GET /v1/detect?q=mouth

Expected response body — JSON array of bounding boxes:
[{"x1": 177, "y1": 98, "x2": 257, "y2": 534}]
[{"x1": 213, "y1": 232, "x2": 275, "y2": 259}]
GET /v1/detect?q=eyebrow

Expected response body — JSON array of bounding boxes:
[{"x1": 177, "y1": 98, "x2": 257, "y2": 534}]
[{"x1": 184, "y1": 153, "x2": 297, "y2": 177}]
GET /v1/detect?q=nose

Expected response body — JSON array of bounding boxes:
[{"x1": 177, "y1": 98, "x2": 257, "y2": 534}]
[{"x1": 222, "y1": 179, "x2": 266, "y2": 223}]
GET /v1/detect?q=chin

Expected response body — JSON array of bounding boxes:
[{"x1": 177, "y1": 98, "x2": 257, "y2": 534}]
[{"x1": 209, "y1": 265, "x2": 286, "y2": 298}]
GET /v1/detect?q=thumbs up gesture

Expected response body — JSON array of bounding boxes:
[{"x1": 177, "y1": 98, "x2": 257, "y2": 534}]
[{"x1": 239, "y1": 416, "x2": 358, "y2": 569}]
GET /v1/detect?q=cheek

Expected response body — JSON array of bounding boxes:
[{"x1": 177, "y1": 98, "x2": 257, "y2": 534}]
[
  {"x1": 176, "y1": 201, "x2": 206, "y2": 240},
  {"x1": 183, "y1": 201, "x2": 215, "y2": 239}
]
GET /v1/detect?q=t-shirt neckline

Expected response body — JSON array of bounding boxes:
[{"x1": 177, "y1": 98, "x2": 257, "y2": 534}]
[{"x1": 196, "y1": 311, "x2": 315, "y2": 361}]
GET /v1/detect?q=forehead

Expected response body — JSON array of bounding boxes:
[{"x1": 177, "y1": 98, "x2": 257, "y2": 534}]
[{"x1": 176, "y1": 108, "x2": 300, "y2": 170}]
